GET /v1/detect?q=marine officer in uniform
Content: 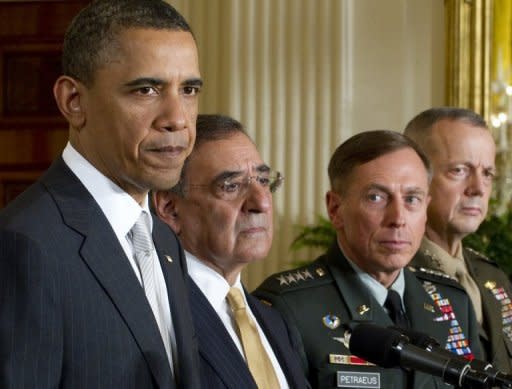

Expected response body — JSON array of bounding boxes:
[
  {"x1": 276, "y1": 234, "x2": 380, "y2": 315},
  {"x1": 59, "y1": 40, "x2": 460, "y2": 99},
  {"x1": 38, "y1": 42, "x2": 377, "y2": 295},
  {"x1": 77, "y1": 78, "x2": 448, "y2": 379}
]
[
  {"x1": 254, "y1": 130, "x2": 481, "y2": 388},
  {"x1": 404, "y1": 107, "x2": 512, "y2": 373}
]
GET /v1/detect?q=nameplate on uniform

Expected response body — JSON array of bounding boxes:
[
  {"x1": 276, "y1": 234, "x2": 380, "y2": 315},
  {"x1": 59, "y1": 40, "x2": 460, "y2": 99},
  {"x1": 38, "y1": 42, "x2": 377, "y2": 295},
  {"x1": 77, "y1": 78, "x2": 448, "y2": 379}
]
[{"x1": 337, "y1": 371, "x2": 380, "y2": 388}]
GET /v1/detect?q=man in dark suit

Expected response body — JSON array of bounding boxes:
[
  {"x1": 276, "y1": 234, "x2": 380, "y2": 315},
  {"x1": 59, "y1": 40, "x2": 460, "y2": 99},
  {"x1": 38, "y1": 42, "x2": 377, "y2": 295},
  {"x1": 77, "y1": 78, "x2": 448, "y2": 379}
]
[
  {"x1": 404, "y1": 107, "x2": 512, "y2": 372},
  {"x1": 254, "y1": 130, "x2": 482, "y2": 388},
  {"x1": 0, "y1": 1, "x2": 203, "y2": 388},
  {"x1": 154, "y1": 114, "x2": 309, "y2": 388}
]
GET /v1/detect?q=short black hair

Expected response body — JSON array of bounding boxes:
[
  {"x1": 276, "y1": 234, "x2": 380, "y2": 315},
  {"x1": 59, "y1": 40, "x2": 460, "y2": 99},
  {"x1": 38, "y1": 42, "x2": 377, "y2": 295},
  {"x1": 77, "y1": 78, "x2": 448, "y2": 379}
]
[
  {"x1": 62, "y1": 0, "x2": 193, "y2": 86},
  {"x1": 328, "y1": 130, "x2": 431, "y2": 193}
]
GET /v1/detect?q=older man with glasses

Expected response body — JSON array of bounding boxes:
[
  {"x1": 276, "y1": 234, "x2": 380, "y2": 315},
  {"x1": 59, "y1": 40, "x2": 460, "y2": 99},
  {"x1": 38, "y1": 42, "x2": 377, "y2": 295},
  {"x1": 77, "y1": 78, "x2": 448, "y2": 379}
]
[{"x1": 153, "y1": 114, "x2": 308, "y2": 389}]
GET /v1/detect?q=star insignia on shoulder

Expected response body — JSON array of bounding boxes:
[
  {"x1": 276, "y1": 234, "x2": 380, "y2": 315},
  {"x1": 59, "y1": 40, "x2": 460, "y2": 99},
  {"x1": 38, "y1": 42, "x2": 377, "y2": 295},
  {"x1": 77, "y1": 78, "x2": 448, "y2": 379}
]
[
  {"x1": 294, "y1": 270, "x2": 305, "y2": 281},
  {"x1": 276, "y1": 275, "x2": 289, "y2": 285},
  {"x1": 465, "y1": 247, "x2": 492, "y2": 262},
  {"x1": 302, "y1": 269, "x2": 314, "y2": 279},
  {"x1": 417, "y1": 266, "x2": 457, "y2": 282},
  {"x1": 286, "y1": 273, "x2": 297, "y2": 284}
]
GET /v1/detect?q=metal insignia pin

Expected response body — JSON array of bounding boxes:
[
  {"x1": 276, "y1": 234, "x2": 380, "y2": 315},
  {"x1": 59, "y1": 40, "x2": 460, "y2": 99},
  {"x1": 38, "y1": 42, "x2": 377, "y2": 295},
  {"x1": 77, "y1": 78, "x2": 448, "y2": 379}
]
[
  {"x1": 424, "y1": 303, "x2": 435, "y2": 313},
  {"x1": 316, "y1": 268, "x2": 325, "y2": 277},
  {"x1": 165, "y1": 255, "x2": 173, "y2": 263},
  {"x1": 322, "y1": 314, "x2": 341, "y2": 329},
  {"x1": 484, "y1": 280, "x2": 496, "y2": 290},
  {"x1": 357, "y1": 305, "x2": 370, "y2": 315}
]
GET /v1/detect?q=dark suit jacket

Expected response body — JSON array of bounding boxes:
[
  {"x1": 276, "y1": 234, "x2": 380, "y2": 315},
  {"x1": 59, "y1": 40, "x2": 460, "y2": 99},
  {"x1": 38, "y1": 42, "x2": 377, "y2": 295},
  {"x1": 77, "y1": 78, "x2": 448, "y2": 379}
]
[
  {"x1": 189, "y1": 278, "x2": 309, "y2": 388},
  {"x1": 0, "y1": 158, "x2": 200, "y2": 389},
  {"x1": 254, "y1": 243, "x2": 482, "y2": 389},
  {"x1": 413, "y1": 247, "x2": 512, "y2": 373}
]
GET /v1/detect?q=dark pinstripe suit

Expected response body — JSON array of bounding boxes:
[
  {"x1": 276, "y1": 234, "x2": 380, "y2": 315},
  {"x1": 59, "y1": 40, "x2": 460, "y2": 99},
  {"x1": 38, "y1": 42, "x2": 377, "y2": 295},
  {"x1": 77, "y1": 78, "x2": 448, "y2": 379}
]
[
  {"x1": 189, "y1": 279, "x2": 309, "y2": 389},
  {"x1": 0, "y1": 158, "x2": 200, "y2": 388}
]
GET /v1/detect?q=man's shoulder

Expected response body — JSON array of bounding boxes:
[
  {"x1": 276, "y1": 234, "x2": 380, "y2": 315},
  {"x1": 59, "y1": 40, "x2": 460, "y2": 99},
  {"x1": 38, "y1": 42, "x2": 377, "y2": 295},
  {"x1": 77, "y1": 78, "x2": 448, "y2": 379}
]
[
  {"x1": 407, "y1": 265, "x2": 465, "y2": 291},
  {"x1": 463, "y1": 246, "x2": 499, "y2": 266},
  {"x1": 255, "y1": 258, "x2": 333, "y2": 297}
]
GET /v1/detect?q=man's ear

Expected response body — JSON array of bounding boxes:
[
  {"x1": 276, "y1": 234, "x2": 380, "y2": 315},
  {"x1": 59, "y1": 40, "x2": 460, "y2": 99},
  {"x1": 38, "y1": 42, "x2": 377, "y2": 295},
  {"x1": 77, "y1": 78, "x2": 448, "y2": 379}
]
[
  {"x1": 153, "y1": 191, "x2": 182, "y2": 234},
  {"x1": 326, "y1": 190, "x2": 344, "y2": 229},
  {"x1": 53, "y1": 75, "x2": 86, "y2": 130}
]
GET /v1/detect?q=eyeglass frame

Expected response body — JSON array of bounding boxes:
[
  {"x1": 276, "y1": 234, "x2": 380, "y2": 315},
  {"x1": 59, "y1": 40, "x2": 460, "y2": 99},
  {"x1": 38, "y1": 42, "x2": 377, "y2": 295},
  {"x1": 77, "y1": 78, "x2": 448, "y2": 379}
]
[{"x1": 184, "y1": 169, "x2": 284, "y2": 201}]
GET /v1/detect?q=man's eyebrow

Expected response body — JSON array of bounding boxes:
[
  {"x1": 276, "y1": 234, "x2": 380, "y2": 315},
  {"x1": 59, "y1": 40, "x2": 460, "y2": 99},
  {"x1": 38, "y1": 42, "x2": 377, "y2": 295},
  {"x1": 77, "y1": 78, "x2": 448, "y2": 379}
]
[
  {"x1": 183, "y1": 78, "x2": 203, "y2": 87},
  {"x1": 404, "y1": 187, "x2": 427, "y2": 196},
  {"x1": 256, "y1": 164, "x2": 271, "y2": 173},
  {"x1": 365, "y1": 183, "x2": 427, "y2": 196},
  {"x1": 124, "y1": 77, "x2": 165, "y2": 88},
  {"x1": 365, "y1": 183, "x2": 391, "y2": 195},
  {"x1": 212, "y1": 170, "x2": 244, "y2": 183}
]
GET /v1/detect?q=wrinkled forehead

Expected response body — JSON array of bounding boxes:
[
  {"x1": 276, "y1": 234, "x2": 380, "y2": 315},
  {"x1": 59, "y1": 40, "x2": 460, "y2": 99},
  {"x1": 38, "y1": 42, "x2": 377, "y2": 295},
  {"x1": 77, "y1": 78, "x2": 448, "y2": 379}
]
[
  {"x1": 346, "y1": 148, "x2": 430, "y2": 192},
  {"x1": 430, "y1": 122, "x2": 496, "y2": 164},
  {"x1": 187, "y1": 134, "x2": 266, "y2": 179}
]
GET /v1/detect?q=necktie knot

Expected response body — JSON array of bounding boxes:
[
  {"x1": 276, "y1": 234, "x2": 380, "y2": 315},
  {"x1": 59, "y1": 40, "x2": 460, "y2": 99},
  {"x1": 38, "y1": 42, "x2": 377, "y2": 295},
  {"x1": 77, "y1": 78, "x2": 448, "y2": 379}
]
[{"x1": 384, "y1": 289, "x2": 409, "y2": 328}]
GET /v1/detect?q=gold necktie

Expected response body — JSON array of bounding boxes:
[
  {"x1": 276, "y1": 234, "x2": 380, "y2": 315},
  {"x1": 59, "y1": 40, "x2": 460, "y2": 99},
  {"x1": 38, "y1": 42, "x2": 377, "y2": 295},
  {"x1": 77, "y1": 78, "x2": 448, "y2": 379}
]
[
  {"x1": 226, "y1": 287, "x2": 280, "y2": 389},
  {"x1": 455, "y1": 259, "x2": 483, "y2": 324}
]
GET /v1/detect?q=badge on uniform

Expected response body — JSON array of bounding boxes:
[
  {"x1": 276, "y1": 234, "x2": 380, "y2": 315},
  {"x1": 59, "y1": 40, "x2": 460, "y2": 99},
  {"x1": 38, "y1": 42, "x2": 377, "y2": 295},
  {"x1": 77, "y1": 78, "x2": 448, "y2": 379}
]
[
  {"x1": 357, "y1": 305, "x2": 370, "y2": 315},
  {"x1": 323, "y1": 314, "x2": 341, "y2": 329}
]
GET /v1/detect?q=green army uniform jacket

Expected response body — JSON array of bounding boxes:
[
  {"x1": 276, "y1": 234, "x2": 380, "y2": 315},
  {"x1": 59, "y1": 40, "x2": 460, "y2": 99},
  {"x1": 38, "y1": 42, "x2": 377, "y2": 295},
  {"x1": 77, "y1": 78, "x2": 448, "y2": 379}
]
[
  {"x1": 413, "y1": 246, "x2": 512, "y2": 373},
  {"x1": 253, "y1": 243, "x2": 482, "y2": 389}
]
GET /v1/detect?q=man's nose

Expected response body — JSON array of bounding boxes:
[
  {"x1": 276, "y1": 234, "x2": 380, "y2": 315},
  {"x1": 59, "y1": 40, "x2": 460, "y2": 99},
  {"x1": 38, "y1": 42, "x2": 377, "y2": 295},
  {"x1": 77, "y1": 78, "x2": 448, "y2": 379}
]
[
  {"x1": 242, "y1": 179, "x2": 272, "y2": 213},
  {"x1": 386, "y1": 199, "x2": 406, "y2": 228},
  {"x1": 155, "y1": 93, "x2": 188, "y2": 132},
  {"x1": 465, "y1": 172, "x2": 485, "y2": 197}
]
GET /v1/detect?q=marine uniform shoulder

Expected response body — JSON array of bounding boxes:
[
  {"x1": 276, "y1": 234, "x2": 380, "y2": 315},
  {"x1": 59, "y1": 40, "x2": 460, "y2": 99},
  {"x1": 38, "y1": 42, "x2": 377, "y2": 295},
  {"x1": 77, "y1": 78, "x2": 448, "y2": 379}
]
[
  {"x1": 255, "y1": 259, "x2": 332, "y2": 296},
  {"x1": 464, "y1": 247, "x2": 497, "y2": 266},
  {"x1": 408, "y1": 265, "x2": 463, "y2": 290}
]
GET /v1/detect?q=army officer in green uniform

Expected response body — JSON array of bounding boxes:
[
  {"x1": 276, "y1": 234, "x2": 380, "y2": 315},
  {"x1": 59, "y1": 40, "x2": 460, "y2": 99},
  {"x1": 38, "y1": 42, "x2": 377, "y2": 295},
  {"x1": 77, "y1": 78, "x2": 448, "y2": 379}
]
[
  {"x1": 254, "y1": 130, "x2": 481, "y2": 388},
  {"x1": 404, "y1": 107, "x2": 512, "y2": 373}
]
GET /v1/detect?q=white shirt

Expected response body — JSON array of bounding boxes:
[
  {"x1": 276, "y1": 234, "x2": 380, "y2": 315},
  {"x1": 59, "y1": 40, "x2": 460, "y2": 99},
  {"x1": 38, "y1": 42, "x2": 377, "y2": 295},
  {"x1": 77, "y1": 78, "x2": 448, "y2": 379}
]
[
  {"x1": 186, "y1": 252, "x2": 290, "y2": 388},
  {"x1": 62, "y1": 142, "x2": 177, "y2": 372}
]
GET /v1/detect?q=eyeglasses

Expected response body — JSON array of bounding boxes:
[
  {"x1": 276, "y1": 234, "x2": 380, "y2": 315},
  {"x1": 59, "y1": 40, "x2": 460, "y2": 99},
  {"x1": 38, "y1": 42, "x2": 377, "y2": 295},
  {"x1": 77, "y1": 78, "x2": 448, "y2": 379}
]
[{"x1": 187, "y1": 170, "x2": 284, "y2": 201}]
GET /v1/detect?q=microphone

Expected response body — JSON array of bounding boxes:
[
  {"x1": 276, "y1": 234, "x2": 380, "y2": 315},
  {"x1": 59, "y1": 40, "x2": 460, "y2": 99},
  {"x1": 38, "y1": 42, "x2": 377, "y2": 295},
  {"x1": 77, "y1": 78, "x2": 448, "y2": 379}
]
[
  {"x1": 349, "y1": 323, "x2": 491, "y2": 388},
  {"x1": 390, "y1": 326, "x2": 512, "y2": 388}
]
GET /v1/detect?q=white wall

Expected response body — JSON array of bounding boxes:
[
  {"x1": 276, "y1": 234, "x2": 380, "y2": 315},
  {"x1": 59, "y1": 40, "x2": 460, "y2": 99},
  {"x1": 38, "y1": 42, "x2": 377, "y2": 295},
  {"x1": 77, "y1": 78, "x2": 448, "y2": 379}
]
[{"x1": 170, "y1": 0, "x2": 445, "y2": 289}]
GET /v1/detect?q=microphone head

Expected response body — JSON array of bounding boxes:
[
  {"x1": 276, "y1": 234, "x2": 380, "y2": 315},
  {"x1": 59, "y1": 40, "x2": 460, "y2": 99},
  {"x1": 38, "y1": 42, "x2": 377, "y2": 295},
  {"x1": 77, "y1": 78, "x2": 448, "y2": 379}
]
[
  {"x1": 389, "y1": 326, "x2": 440, "y2": 349},
  {"x1": 349, "y1": 323, "x2": 405, "y2": 368}
]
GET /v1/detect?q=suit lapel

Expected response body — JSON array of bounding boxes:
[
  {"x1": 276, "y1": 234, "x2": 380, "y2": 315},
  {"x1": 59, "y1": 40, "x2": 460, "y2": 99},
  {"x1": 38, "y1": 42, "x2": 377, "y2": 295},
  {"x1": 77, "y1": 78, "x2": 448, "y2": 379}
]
[
  {"x1": 153, "y1": 219, "x2": 200, "y2": 388},
  {"x1": 42, "y1": 158, "x2": 173, "y2": 388},
  {"x1": 188, "y1": 279, "x2": 257, "y2": 389}
]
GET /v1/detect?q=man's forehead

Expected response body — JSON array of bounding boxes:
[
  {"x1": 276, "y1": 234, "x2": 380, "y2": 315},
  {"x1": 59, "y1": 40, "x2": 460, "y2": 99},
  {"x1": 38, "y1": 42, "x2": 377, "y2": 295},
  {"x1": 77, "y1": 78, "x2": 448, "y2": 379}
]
[
  {"x1": 347, "y1": 151, "x2": 429, "y2": 190},
  {"x1": 189, "y1": 137, "x2": 264, "y2": 173}
]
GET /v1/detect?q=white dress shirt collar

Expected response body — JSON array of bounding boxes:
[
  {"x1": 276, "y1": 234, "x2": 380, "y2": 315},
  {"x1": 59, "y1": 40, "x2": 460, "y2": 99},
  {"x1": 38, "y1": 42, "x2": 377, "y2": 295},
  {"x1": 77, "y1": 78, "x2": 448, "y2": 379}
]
[
  {"x1": 62, "y1": 142, "x2": 150, "y2": 242},
  {"x1": 339, "y1": 240, "x2": 406, "y2": 308}
]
